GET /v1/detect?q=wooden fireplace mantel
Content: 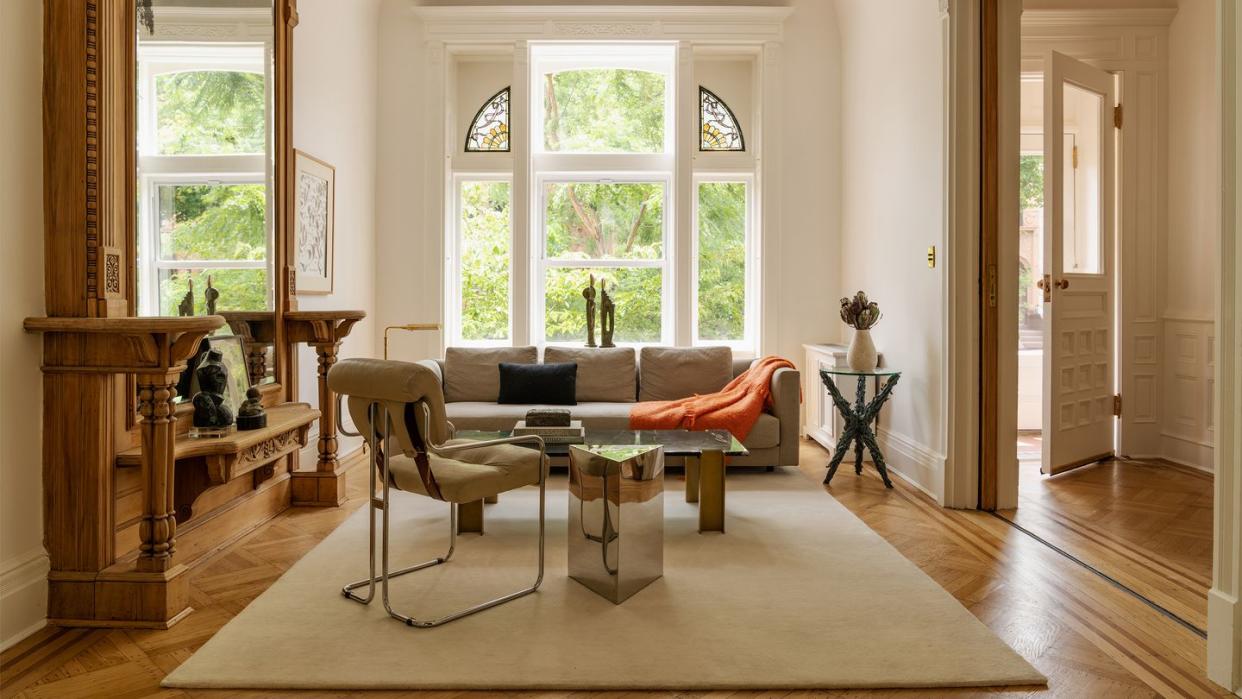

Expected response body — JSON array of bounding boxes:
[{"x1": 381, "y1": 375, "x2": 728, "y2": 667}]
[
  {"x1": 285, "y1": 309, "x2": 366, "y2": 506},
  {"x1": 25, "y1": 315, "x2": 225, "y2": 628}
]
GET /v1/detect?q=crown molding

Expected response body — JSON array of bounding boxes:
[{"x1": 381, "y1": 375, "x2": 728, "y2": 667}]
[
  {"x1": 412, "y1": 5, "x2": 793, "y2": 44},
  {"x1": 1021, "y1": 8, "x2": 1177, "y2": 29}
]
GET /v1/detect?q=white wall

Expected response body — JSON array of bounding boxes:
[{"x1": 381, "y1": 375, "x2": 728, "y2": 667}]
[
  {"x1": 373, "y1": 0, "x2": 843, "y2": 374},
  {"x1": 293, "y1": 0, "x2": 383, "y2": 449},
  {"x1": 1163, "y1": 0, "x2": 1218, "y2": 471},
  {"x1": 834, "y1": 0, "x2": 946, "y2": 497},
  {"x1": 0, "y1": 0, "x2": 48, "y2": 651}
]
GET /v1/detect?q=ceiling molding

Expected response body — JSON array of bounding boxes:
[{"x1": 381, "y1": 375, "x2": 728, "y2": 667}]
[
  {"x1": 412, "y1": 5, "x2": 793, "y2": 44},
  {"x1": 1021, "y1": 8, "x2": 1177, "y2": 29}
]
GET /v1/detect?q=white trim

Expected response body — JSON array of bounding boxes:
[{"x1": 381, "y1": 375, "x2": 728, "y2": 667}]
[
  {"x1": 414, "y1": 5, "x2": 792, "y2": 44},
  {"x1": 943, "y1": 0, "x2": 982, "y2": 508},
  {"x1": 1209, "y1": 0, "x2": 1241, "y2": 691},
  {"x1": 0, "y1": 548, "x2": 49, "y2": 652},
  {"x1": 1020, "y1": 8, "x2": 1179, "y2": 29},
  {"x1": 878, "y1": 427, "x2": 950, "y2": 501}
]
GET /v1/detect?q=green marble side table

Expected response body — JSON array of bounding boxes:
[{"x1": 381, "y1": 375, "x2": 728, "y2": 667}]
[{"x1": 819, "y1": 367, "x2": 902, "y2": 488}]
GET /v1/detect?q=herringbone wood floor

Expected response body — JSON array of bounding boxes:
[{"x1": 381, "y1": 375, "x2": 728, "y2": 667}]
[{"x1": 0, "y1": 442, "x2": 1227, "y2": 698}]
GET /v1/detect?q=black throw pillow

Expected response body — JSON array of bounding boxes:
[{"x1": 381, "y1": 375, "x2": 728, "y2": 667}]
[{"x1": 498, "y1": 362, "x2": 577, "y2": 405}]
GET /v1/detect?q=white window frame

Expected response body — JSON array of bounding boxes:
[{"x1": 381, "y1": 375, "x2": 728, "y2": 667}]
[
  {"x1": 447, "y1": 173, "x2": 515, "y2": 346},
  {"x1": 528, "y1": 42, "x2": 678, "y2": 346},
  {"x1": 533, "y1": 172, "x2": 675, "y2": 346},
  {"x1": 691, "y1": 173, "x2": 758, "y2": 354},
  {"x1": 442, "y1": 40, "x2": 765, "y2": 353},
  {"x1": 136, "y1": 42, "x2": 273, "y2": 316}
]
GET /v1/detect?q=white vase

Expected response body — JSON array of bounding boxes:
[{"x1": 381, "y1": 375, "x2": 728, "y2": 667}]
[{"x1": 847, "y1": 329, "x2": 878, "y2": 372}]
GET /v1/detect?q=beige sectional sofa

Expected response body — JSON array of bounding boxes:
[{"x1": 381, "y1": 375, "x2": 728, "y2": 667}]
[{"x1": 417, "y1": 346, "x2": 800, "y2": 468}]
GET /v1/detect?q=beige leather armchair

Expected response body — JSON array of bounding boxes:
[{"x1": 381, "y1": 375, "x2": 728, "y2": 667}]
[{"x1": 328, "y1": 358, "x2": 549, "y2": 628}]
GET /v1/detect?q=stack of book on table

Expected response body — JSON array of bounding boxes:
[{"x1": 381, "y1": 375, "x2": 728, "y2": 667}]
[{"x1": 512, "y1": 409, "x2": 584, "y2": 444}]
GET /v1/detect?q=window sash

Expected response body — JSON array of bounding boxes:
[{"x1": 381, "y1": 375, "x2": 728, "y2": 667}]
[
  {"x1": 449, "y1": 174, "x2": 514, "y2": 346},
  {"x1": 534, "y1": 172, "x2": 673, "y2": 346},
  {"x1": 691, "y1": 173, "x2": 757, "y2": 352}
]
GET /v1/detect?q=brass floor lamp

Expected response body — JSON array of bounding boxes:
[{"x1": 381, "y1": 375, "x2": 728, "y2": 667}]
[{"x1": 339, "y1": 323, "x2": 441, "y2": 438}]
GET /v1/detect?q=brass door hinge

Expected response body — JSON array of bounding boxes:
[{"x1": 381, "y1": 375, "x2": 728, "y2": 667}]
[
  {"x1": 1114, "y1": 104, "x2": 1123, "y2": 129},
  {"x1": 1072, "y1": 145, "x2": 1079, "y2": 169},
  {"x1": 987, "y1": 264, "x2": 998, "y2": 308},
  {"x1": 1113, "y1": 394, "x2": 1122, "y2": 417}
]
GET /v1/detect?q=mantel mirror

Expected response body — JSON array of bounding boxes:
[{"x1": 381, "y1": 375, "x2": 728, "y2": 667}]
[{"x1": 135, "y1": 0, "x2": 279, "y2": 390}]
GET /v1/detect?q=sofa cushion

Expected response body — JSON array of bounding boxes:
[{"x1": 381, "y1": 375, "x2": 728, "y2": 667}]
[
  {"x1": 544, "y1": 347, "x2": 636, "y2": 402},
  {"x1": 498, "y1": 362, "x2": 576, "y2": 405},
  {"x1": 744, "y1": 413, "x2": 781, "y2": 450},
  {"x1": 446, "y1": 402, "x2": 633, "y2": 432},
  {"x1": 443, "y1": 346, "x2": 537, "y2": 402},
  {"x1": 638, "y1": 346, "x2": 733, "y2": 401}
]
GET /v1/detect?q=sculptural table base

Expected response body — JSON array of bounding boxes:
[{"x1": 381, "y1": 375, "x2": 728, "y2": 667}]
[{"x1": 821, "y1": 373, "x2": 901, "y2": 489}]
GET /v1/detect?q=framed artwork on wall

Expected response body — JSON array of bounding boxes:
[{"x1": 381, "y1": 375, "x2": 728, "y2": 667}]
[{"x1": 294, "y1": 149, "x2": 335, "y2": 294}]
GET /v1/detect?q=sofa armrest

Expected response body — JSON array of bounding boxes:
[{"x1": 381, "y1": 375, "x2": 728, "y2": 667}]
[{"x1": 770, "y1": 367, "x2": 801, "y2": 466}]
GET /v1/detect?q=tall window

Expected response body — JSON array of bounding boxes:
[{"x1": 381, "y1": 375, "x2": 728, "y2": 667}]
[
  {"x1": 694, "y1": 177, "x2": 755, "y2": 347},
  {"x1": 454, "y1": 177, "x2": 513, "y2": 343},
  {"x1": 447, "y1": 44, "x2": 757, "y2": 352},
  {"x1": 136, "y1": 44, "x2": 274, "y2": 316},
  {"x1": 532, "y1": 44, "x2": 675, "y2": 345}
]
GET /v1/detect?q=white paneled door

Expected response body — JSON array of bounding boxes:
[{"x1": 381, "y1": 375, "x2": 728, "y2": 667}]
[{"x1": 1040, "y1": 51, "x2": 1117, "y2": 475}]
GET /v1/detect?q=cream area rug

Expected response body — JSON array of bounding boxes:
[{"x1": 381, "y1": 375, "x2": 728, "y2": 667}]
[{"x1": 164, "y1": 469, "x2": 1044, "y2": 690}]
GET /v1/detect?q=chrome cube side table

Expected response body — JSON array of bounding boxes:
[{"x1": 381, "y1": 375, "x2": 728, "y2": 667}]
[{"x1": 567, "y1": 444, "x2": 664, "y2": 604}]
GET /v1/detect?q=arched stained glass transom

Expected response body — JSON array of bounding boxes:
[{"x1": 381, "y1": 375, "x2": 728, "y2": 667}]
[
  {"x1": 699, "y1": 86, "x2": 744, "y2": 152},
  {"x1": 465, "y1": 87, "x2": 510, "y2": 152}
]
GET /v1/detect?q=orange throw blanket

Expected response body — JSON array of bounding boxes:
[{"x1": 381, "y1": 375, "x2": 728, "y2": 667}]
[{"x1": 628, "y1": 356, "x2": 797, "y2": 441}]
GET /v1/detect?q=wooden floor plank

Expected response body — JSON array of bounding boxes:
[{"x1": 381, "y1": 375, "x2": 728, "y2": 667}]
[{"x1": 0, "y1": 441, "x2": 1227, "y2": 697}]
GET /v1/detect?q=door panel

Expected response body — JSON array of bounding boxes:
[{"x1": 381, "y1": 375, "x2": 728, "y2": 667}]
[{"x1": 1041, "y1": 51, "x2": 1116, "y2": 475}]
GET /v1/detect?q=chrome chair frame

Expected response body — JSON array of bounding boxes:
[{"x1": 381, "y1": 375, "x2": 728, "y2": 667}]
[{"x1": 341, "y1": 401, "x2": 547, "y2": 628}]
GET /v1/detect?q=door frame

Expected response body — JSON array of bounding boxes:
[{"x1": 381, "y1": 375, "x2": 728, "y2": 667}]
[
  {"x1": 975, "y1": 0, "x2": 1241, "y2": 689},
  {"x1": 1209, "y1": 1, "x2": 1241, "y2": 689},
  {"x1": 980, "y1": 5, "x2": 1177, "y2": 510}
]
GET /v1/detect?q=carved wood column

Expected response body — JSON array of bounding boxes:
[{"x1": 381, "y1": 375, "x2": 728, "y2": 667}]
[
  {"x1": 24, "y1": 316, "x2": 223, "y2": 628},
  {"x1": 286, "y1": 310, "x2": 365, "y2": 506},
  {"x1": 135, "y1": 371, "x2": 181, "y2": 572}
]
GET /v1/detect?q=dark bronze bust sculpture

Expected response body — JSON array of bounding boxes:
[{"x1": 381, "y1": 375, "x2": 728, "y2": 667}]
[
  {"x1": 191, "y1": 348, "x2": 234, "y2": 435},
  {"x1": 236, "y1": 386, "x2": 267, "y2": 430}
]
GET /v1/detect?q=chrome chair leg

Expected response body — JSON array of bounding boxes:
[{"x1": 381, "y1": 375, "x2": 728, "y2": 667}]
[{"x1": 341, "y1": 402, "x2": 546, "y2": 627}]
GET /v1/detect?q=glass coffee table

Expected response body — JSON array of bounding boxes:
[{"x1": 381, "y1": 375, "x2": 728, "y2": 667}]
[{"x1": 454, "y1": 428, "x2": 747, "y2": 533}]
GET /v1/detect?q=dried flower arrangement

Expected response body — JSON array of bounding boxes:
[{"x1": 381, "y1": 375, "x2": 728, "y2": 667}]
[{"x1": 840, "y1": 291, "x2": 881, "y2": 330}]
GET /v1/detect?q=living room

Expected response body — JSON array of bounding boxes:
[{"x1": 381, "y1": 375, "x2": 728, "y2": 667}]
[{"x1": 3, "y1": 0, "x2": 1241, "y2": 696}]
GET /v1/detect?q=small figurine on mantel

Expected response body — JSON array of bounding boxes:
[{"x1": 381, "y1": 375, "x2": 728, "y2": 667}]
[
  {"x1": 191, "y1": 348, "x2": 235, "y2": 437},
  {"x1": 204, "y1": 275, "x2": 220, "y2": 316},
  {"x1": 600, "y1": 277, "x2": 616, "y2": 348},
  {"x1": 582, "y1": 274, "x2": 598, "y2": 348},
  {"x1": 236, "y1": 386, "x2": 267, "y2": 430},
  {"x1": 177, "y1": 278, "x2": 195, "y2": 317}
]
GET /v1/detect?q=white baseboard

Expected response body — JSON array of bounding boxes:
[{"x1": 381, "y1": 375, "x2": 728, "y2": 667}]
[
  {"x1": 1159, "y1": 431, "x2": 1215, "y2": 472},
  {"x1": 0, "y1": 548, "x2": 48, "y2": 652},
  {"x1": 876, "y1": 427, "x2": 946, "y2": 503}
]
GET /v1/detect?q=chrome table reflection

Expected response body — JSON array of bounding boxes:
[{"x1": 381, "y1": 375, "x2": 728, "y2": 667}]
[{"x1": 568, "y1": 444, "x2": 664, "y2": 604}]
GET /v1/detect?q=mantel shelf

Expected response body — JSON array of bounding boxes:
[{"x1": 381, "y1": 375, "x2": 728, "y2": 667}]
[
  {"x1": 117, "y1": 403, "x2": 320, "y2": 485},
  {"x1": 24, "y1": 315, "x2": 227, "y2": 375},
  {"x1": 24, "y1": 315, "x2": 225, "y2": 335}
]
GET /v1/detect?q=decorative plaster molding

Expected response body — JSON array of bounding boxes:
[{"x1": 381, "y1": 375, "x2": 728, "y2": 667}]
[{"x1": 414, "y1": 5, "x2": 792, "y2": 44}]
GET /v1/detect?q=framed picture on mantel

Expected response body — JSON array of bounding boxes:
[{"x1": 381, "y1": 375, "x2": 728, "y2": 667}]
[{"x1": 294, "y1": 149, "x2": 335, "y2": 294}]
